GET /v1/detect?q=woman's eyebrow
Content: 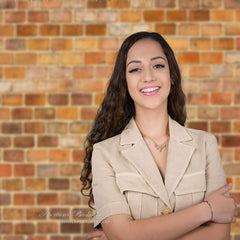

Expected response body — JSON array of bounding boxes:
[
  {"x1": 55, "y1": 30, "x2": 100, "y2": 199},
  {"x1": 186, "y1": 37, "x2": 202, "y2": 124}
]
[
  {"x1": 151, "y1": 56, "x2": 166, "y2": 61},
  {"x1": 126, "y1": 60, "x2": 141, "y2": 66},
  {"x1": 127, "y1": 56, "x2": 166, "y2": 66}
]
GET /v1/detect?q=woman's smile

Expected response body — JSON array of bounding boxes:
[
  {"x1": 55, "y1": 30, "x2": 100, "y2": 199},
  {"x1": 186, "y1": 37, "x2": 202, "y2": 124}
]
[{"x1": 140, "y1": 86, "x2": 161, "y2": 96}]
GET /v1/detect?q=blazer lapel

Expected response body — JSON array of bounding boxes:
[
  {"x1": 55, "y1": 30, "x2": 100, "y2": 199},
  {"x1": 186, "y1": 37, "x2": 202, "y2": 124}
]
[
  {"x1": 165, "y1": 118, "x2": 195, "y2": 198},
  {"x1": 120, "y1": 118, "x2": 171, "y2": 208}
]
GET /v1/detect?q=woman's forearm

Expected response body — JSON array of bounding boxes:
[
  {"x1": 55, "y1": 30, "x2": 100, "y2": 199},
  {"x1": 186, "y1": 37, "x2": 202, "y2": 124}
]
[{"x1": 103, "y1": 202, "x2": 211, "y2": 240}]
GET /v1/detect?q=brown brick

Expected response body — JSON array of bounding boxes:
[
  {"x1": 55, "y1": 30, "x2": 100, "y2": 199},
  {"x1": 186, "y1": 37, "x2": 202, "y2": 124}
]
[
  {"x1": 49, "y1": 208, "x2": 70, "y2": 220},
  {"x1": 88, "y1": 0, "x2": 107, "y2": 8},
  {"x1": 2, "y1": 94, "x2": 22, "y2": 105},
  {"x1": 27, "y1": 150, "x2": 48, "y2": 162},
  {"x1": 29, "y1": 39, "x2": 49, "y2": 50},
  {"x1": 167, "y1": 10, "x2": 187, "y2": 21},
  {"x1": 143, "y1": 10, "x2": 164, "y2": 21},
  {"x1": 3, "y1": 208, "x2": 24, "y2": 220},
  {"x1": 187, "y1": 93, "x2": 209, "y2": 105},
  {"x1": 6, "y1": 39, "x2": 26, "y2": 50},
  {"x1": 81, "y1": 107, "x2": 97, "y2": 120},
  {"x1": 15, "y1": 223, "x2": 35, "y2": 234},
  {"x1": 14, "y1": 136, "x2": 34, "y2": 148},
  {"x1": 38, "y1": 136, "x2": 58, "y2": 147},
  {"x1": 198, "y1": 107, "x2": 218, "y2": 119},
  {"x1": 225, "y1": 24, "x2": 240, "y2": 35},
  {"x1": 191, "y1": 38, "x2": 211, "y2": 50},
  {"x1": 41, "y1": 0, "x2": 62, "y2": 8},
  {"x1": 222, "y1": 136, "x2": 240, "y2": 147},
  {"x1": 189, "y1": 10, "x2": 210, "y2": 21},
  {"x1": 17, "y1": 25, "x2": 37, "y2": 36},
  {"x1": 35, "y1": 108, "x2": 55, "y2": 119},
  {"x1": 48, "y1": 94, "x2": 68, "y2": 105},
  {"x1": 0, "y1": 25, "x2": 14, "y2": 36},
  {"x1": 14, "y1": 194, "x2": 35, "y2": 205},
  {"x1": 51, "y1": 10, "x2": 71, "y2": 22},
  {"x1": 235, "y1": 94, "x2": 240, "y2": 104},
  {"x1": 71, "y1": 179, "x2": 82, "y2": 191},
  {"x1": 60, "y1": 193, "x2": 81, "y2": 205},
  {"x1": 211, "y1": 93, "x2": 232, "y2": 105},
  {"x1": 52, "y1": 39, "x2": 72, "y2": 50},
  {"x1": 25, "y1": 94, "x2": 45, "y2": 105},
  {"x1": 49, "y1": 150, "x2": 70, "y2": 162},
  {"x1": 4, "y1": 150, "x2": 24, "y2": 162},
  {"x1": 0, "y1": 194, "x2": 10, "y2": 205},
  {"x1": 37, "y1": 222, "x2": 58, "y2": 234},
  {"x1": 47, "y1": 122, "x2": 68, "y2": 134},
  {"x1": 60, "y1": 164, "x2": 81, "y2": 176},
  {"x1": 26, "y1": 178, "x2": 46, "y2": 191},
  {"x1": 14, "y1": 164, "x2": 34, "y2": 176},
  {"x1": 201, "y1": 0, "x2": 222, "y2": 8},
  {"x1": 40, "y1": 24, "x2": 60, "y2": 36},
  {"x1": 0, "y1": 108, "x2": 10, "y2": 120},
  {"x1": 109, "y1": 0, "x2": 130, "y2": 8},
  {"x1": 0, "y1": 0, "x2": 15, "y2": 9},
  {"x1": 190, "y1": 66, "x2": 211, "y2": 78},
  {"x1": 71, "y1": 93, "x2": 92, "y2": 105},
  {"x1": 6, "y1": 11, "x2": 25, "y2": 22},
  {"x1": 0, "y1": 137, "x2": 11, "y2": 148},
  {"x1": 85, "y1": 52, "x2": 105, "y2": 64},
  {"x1": 73, "y1": 150, "x2": 85, "y2": 162},
  {"x1": 70, "y1": 122, "x2": 91, "y2": 134},
  {"x1": 25, "y1": 122, "x2": 45, "y2": 134},
  {"x1": 49, "y1": 178, "x2": 69, "y2": 190},
  {"x1": 178, "y1": 52, "x2": 199, "y2": 64},
  {"x1": 211, "y1": 121, "x2": 231, "y2": 133},
  {"x1": 16, "y1": 53, "x2": 37, "y2": 65},
  {"x1": 5, "y1": 67, "x2": 25, "y2": 79},
  {"x1": 0, "y1": 164, "x2": 11, "y2": 177},
  {"x1": 37, "y1": 164, "x2": 58, "y2": 177},
  {"x1": 222, "y1": 80, "x2": 240, "y2": 92},
  {"x1": 212, "y1": 10, "x2": 234, "y2": 21},
  {"x1": 155, "y1": 0, "x2": 175, "y2": 7},
  {"x1": 38, "y1": 194, "x2": 58, "y2": 205},
  {"x1": 201, "y1": 52, "x2": 223, "y2": 64},
  {"x1": 12, "y1": 108, "x2": 32, "y2": 119},
  {"x1": 26, "y1": 208, "x2": 47, "y2": 220},
  {"x1": 2, "y1": 179, "x2": 23, "y2": 191},
  {"x1": 156, "y1": 23, "x2": 176, "y2": 35},
  {"x1": 179, "y1": 0, "x2": 199, "y2": 8},
  {"x1": 234, "y1": 121, "x2": 240, "y2": 132},
  {"x1": 86, "y1": 24, "x2": 106, "y2": 35},
  {"x1": 28, "y1": 11, "x2": 49, "y2": 22},
  {"x1": 0, "y1": 222, "x2": 12, "y2": 234},
  {"x1": 214, "y1": 38, "x2": 234, "y2": 50},
  {"x1": 73, "y1": 67, "x2": 94, "y2": 79},
  {"x1": 2, "y1": 122, "x2": 22, "y2": 134},
  {"x1": 225, "y1": 0, "x2": 240, "y2": 8},
  {"x1": 221, "y1": 107, "x2": 240, "y2": 119},
  {"x1": 202, "y1": 24, "x2": 222, "y2": 36},
  {"x1": 187, "y1": 121, "x2": 208, "y2": 131},
  {"x1": 63, "y1": 24, "x2": 83, "y2": 36},
  {"x1": 83, "y1": 223, "x2": 94, "y2": 234}
]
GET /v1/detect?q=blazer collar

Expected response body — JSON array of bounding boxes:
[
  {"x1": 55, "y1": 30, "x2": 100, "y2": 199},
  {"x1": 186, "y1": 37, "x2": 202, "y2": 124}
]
[{"x1": 120, "y1": 117, "x2": 195, "y2": 209}]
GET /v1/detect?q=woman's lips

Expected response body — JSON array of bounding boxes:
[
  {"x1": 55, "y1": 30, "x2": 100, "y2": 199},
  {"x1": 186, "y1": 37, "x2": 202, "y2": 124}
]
[{"x1": 140, "y1": 86, "x2": 160, "y2": 96}]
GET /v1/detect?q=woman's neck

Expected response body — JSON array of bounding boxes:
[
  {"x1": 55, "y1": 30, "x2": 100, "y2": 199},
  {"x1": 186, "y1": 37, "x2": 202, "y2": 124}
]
[{"x1": 135, "y1": 109, "x2": 169, "y2": 139}]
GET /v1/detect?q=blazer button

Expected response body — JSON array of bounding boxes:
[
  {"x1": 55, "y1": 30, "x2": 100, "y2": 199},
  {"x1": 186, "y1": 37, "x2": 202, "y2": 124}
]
[{"x1": 161, "y1": 207, "x2": 172, "y2": 215}]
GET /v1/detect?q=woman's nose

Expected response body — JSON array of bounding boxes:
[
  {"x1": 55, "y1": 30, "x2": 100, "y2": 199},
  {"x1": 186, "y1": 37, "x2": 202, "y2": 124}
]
[{"x1": 143, "y1": 68, "x2": 155, "y2": 82}]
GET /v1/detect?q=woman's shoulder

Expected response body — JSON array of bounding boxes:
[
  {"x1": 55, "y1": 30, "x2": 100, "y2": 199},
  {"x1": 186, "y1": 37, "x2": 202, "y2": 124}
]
[{"x1": 93, "y1": 133, "x2": 122, "y2": 150}]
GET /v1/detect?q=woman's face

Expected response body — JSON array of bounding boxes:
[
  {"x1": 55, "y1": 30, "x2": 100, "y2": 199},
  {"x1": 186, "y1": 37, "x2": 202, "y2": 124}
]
[{"x1": 126, "y1": 38, "x2": 171, "y2": 114}]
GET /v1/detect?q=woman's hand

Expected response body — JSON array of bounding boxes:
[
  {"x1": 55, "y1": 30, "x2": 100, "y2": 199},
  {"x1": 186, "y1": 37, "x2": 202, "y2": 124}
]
[
  {"x1": 206, "y1": 183, "x2": 238, "y2": 223},
  {"x1": 85, "y1": 229, "x2": 108, "y2": 240}
]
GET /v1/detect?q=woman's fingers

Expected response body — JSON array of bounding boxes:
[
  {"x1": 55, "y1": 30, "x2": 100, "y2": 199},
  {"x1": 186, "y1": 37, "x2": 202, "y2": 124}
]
[{"x1": 85, "y1": 230, "x2": 105, "y2": 240}]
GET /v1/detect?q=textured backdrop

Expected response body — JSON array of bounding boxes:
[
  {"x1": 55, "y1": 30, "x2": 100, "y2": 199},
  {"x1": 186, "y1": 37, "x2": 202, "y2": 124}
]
[{"x1": 0, "y1": 0, "x2": 239, "y2": 239}]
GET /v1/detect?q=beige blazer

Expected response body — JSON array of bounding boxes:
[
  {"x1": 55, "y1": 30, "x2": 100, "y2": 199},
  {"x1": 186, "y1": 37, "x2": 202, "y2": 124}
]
[{"x1": 92, "y1": 117, "x2": 227, "y2": 227}]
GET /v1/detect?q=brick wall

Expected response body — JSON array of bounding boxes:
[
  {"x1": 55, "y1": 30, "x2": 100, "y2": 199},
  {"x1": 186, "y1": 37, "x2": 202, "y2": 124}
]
[{"x1": 0, "y1": 0, "x2": 239, "y2": 239}]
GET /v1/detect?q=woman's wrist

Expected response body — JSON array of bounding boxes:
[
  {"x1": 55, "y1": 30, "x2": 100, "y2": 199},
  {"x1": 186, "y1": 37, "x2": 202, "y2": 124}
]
[{"x1": 199, "y1": 201, "x2": 213, "y2": 223}]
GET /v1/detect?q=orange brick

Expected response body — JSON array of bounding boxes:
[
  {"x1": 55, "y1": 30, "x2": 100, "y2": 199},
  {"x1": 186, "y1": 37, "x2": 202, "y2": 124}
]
[
  {"x1": 63, "y1": 24, "x2": 83, "y2": 36},
  {"x1": 179, "y1": 0, "x2": 199, "y2": 8},
  {"x1": 214, "y1": 38, "x2": 234, "y2": 50},
  {"x1": 187, "y1": 93, "x2": 209, "y2": 105},
  {"x1": 40, "y1": 24, "x2": 60, "y2": 36},
  {"x1": 17, "y1": 25, "x2": 37, "y2": 36},
  {"x1": 51, "y1": 10, "x2": 71, "y2": 22},
  {"x1": 0, "y1": 25, "x2": 14, "y2": 36},
  {"x1": 98, "y1": 38, "x2": 119, "y2": 50},
  {"x1": 3, "y1": 208, "x2": 24, "y2": 220},
  {"x1": 27, "y1": 150, "x2": 47, "y2": 162},
  {"x1": 222, "y1": 80, "x2": 240, "y2": 92},
  {"x1": 25, "y1": 94, "x2": 45, "y2": 105},
  {"x1": 61, "y1": 53, "x2": 83, "y2": 65},
  {"x1": 96, "y1": 67, "x2": 113, "y2": 78},
  {"x1": 120, "y1": 11, "x2": 141, "y2": 22},
  {"x1": 201, "y1": 24, "x2": 222, "y2": 36},
  {"x1": 38, "y1": 193, "x2": 58, "y2": 205},
  {"x1": 2, "y1": 94, "x2": 22, "y2": 105},
  {"x1": 5, "y1": 67, "x2": 25, "y2": 79},
  {"x1": 25, "y1": 122, "x2": 45, "y2": 133},
  {"x1": 144, "y1": 10, "x2": 164, "y2": 21},
  {"x1": 212, "y1": 10, "x2": 234, "y2": 21},
  {"x1": 14, "y1": 136, "x2": 34, "y2": 148},
  {"x1": 221, "y1": 107, "x2": 240, "y2": 119},
  {"x1": 0, "y1": 53, "x2": 13, "y2": 64},
  {"x1": 38, "y1": 136, "x2": 58, "y2": 147},
  {"x1": 72, "y1": 93, "x2": 92, "y2": 105},
  {"x1": 211, "y1": 122, "x2": 231, "y2": 133},
  {"x1": 88, "y1": 0, "x2": 107, "y2": 8},
  {"x1": 85, "y1": 52, "x2": 106, "y2": 64},
  {"x1": 167, "y1": 10, "x2": 187, "y2": 21},
  {"x1": 201, "y1": 52, "x2": 223, "y2": 64},
  {"x1": 15, "y1": 223, "x2": 34, "y2": 234},
  {"x1": 48, "y1": 94, "x2": 68, "y2": 105},
  {"x1": 35, "y1": 108, "x2": 55, "y2": 119},
  {"x1": 52, "y1": 39, "x2": 72, "y2": 50},
  {"x1": 5, "y1": 11, "x2": 25, "y2": 22},
  {"x1": 38, "y1": 222, "x2": 58, "y2": 234},
  {"x1": 14, "y1": 194, "x2": 35, "y2": 205},
  {"x1": 26, "y1": 178, "x2": 46, "y2": 191},
  {"x1": 73, "y1": 150, "x2": 85, "y2": 162},
  {"x1": 191, "y1": 38, "x2": 211, "y2": 50},
  {"x1": 73, "y1": 67, "x2": 94, "y2": 79},
  {"x1": 234, "y1": 121, "x2": 240, "y2": 132},
  {"x1": 166, "y1": 38, "x2": 189, "y2": 50},
  {"x1": 156, "y1": 24, "x2": 176, "y2": 35},
  {"x1": 81, "y1": 107, "x2": 98, "y2": 120},
  {"x1": 189, "y1": 10, "x2": 210, "y2": 21},
  {"x1": 178, "y1": 52, "x2": 199, "y2": 64},
  {"x1": 57, "y1": 107, "x2": 79, "y2": 120},
  {"x1": 86, "y1": 24, "x2": 106, "y2": 35},
  {"x1": 12, "y1": 108, "x2": 32, "y2": 119},
  {"x1": 237, "y1": 10, "x2": 240, "y2": 21},
  {"x1": 16, "y1": 53, "x2": 37, "y2": 65},
  {"x1": 179, "y1": 24, "x2": 199, "y2": 35},
  {"x1": 190, "y1": 66, "x2": 211, "y2": 78},
  {"x1": 75, "y1": 38, "x2": 97, "y2": 50},
  {"x1": 28, "y1": 11, "x2": 49, "y2": 22},
  {"x1": 28, "y1": 39, "x2": 49, "y2": 50},
  {"x1": 95, "y1": 93, "x2": 105, "y2": 105},
  {"x1": 237, "y1": 38, "x2": 240, "y2": 50},
  {"x1": 225, "y1": 24, "x2": 240, "y2": 35},
  {"x1": 49, "y1": 150, "x2": 70, "y2": 162},
  {"x1": 0, "y1": 164, "x2": 11, "y2": 177},
  {"x1": 211, "y1": 93, "x2": 232, "y2": 105},
  {"x1": 110, "y1": 0, "x2": 130, "y2": 8},
  {"x1": 41, "y1": 0, "x2": 63, "y2": 8},
  {"x1": 14, "y1": 164, "x2": 35, "y2": 176},
  {"x1": 80, "y1": 79, "x2": 106, "y2": 92},
  {"x1": 0, "y1": 108, "x2": 10, "y2": 120}
]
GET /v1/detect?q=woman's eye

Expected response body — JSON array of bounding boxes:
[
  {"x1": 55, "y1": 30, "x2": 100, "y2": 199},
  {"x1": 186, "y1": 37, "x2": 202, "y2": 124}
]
[
  {"x1": 128, "y1": 68, "x2": 140, "y2": 73},
  {"x1": 154, "y1": 64, "x2": 165, "y2": 69}
]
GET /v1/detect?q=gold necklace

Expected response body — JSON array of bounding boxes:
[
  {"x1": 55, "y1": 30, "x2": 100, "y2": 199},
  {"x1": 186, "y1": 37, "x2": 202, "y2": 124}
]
[{"x1": 143, "y1": 135, "x2": 169, "y2": 152}]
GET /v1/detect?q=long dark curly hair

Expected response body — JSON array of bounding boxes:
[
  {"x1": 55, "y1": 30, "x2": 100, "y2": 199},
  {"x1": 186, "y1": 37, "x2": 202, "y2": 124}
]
[{"x1": 80, "y1": 32, "x2": 186, "y2": 208}]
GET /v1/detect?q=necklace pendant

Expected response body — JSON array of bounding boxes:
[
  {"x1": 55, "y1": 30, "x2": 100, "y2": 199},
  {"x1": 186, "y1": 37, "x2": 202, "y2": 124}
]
[{"x1": 154, "y1": 142, "x2": 166, "y2": 152}]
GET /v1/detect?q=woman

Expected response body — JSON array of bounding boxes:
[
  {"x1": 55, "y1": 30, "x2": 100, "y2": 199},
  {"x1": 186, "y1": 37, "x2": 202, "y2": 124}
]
[{"x1": 80, "y1": 32, "x2": 237, "y2": 240}]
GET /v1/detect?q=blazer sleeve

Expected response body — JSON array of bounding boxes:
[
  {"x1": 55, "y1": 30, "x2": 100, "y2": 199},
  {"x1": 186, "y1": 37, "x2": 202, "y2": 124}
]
[
  {"x1": 204, "y1": 133, "x2": 227, "y2": 199},
  {"x1": 91, "y1": 144, "x2": 131, "y2": 228}
]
